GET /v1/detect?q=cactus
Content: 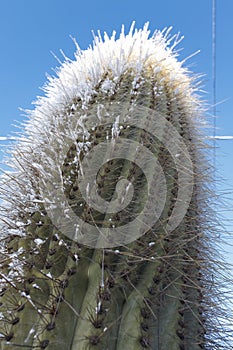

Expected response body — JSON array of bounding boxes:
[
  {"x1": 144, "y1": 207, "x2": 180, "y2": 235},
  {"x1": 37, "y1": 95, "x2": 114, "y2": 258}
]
[{"x1": 0, "y1": 23, "x2": 231, "y2": 349}]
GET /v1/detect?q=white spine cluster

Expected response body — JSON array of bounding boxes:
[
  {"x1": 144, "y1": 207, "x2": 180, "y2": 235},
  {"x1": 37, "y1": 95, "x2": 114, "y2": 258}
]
[{"x1": 0, "y1": 22, "x2": 199, "y2": 236}]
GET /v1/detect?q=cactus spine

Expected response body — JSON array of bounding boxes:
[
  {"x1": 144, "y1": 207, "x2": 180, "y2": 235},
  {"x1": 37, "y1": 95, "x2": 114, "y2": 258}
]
[{"x1": 0, "y1": 23, "x2": 231, "y2": 349}]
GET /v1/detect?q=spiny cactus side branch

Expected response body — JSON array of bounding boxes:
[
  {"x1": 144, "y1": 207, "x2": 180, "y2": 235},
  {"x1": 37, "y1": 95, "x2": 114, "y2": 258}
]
[{"x1": 0, "y1": 23, "x2": 232, "y2": 350}]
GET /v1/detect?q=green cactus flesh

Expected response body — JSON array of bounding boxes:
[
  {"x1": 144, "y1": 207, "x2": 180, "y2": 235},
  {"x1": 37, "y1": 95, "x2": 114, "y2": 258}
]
[{"x1": 0, "y1": 24, "x2": 231, "y2": 349}]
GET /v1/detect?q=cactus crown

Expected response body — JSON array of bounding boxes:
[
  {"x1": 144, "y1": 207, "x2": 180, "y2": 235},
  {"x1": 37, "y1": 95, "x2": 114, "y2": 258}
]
[
  {"x1": 1, "y1": 22, "x2": 198, "y2": 233},
  {"x1": 0, "y1": 22, "x2": 232, "y2": 349}
]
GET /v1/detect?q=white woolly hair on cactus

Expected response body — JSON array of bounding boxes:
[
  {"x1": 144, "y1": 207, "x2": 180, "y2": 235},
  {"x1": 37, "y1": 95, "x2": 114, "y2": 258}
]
[{"x1": 0, "y1": 22, "x2": 199, "y2": 233}]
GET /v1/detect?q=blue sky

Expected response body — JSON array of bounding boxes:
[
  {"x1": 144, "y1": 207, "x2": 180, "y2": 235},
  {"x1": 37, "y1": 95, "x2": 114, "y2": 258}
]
[{"x1": 0, "y1": 0, "x2": 232, "y2": 277}]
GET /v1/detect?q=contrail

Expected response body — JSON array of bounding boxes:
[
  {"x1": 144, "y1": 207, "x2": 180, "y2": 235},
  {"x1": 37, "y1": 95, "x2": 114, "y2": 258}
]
[
  {"x1": 211, "y1": 136, "x2": 233, "y2": 140},
  {"x1": 0, "y1": 136, "x2": 17, "y2": 141}
]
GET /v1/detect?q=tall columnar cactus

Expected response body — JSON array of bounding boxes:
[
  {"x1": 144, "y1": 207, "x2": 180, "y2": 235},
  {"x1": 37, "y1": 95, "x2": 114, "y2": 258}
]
[{"x1": 0, "y1": 23, "x2": 231, "y2": 349}]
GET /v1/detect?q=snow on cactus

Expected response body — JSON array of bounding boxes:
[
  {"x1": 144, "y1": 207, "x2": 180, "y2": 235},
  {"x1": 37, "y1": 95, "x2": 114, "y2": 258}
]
[{"x1": 0, "y1": 22, "x2": 232, "y2": 349}]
